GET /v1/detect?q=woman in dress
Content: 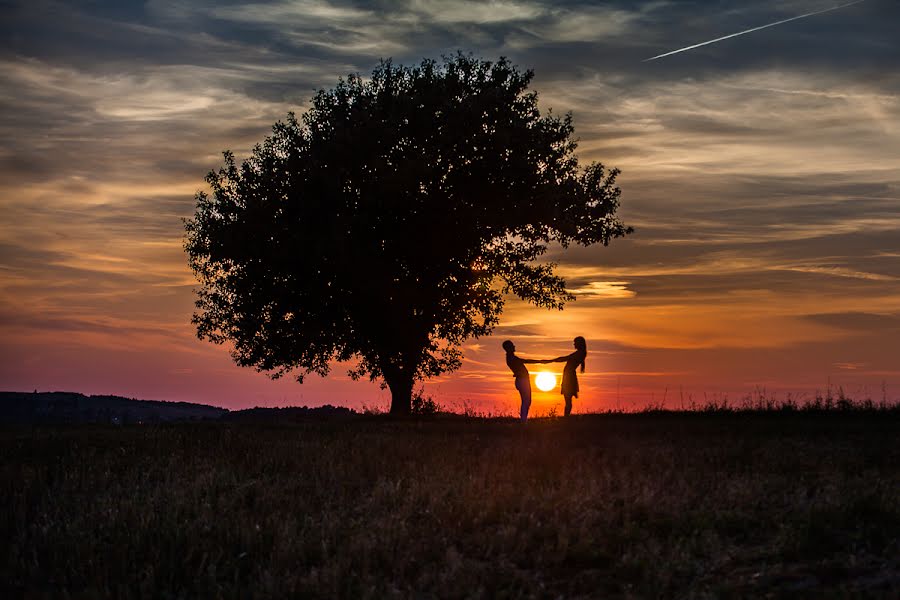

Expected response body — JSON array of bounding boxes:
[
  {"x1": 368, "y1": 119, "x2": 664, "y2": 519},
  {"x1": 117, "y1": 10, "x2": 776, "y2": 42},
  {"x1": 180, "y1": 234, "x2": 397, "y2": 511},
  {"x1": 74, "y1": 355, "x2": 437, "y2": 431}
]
[
  {"x1": 502, "y1": 340, "x2": 544, "y2": 422},
  {"x1": 543, "y1": 336, "x2": 587, "y2": 416}
]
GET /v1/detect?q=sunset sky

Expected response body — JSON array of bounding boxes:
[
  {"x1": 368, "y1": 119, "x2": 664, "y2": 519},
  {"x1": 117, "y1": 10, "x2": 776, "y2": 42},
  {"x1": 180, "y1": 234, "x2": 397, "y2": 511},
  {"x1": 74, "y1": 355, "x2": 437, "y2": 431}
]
[{"x1": 2, "y1": 0, "x2": 898, "y2": 413}]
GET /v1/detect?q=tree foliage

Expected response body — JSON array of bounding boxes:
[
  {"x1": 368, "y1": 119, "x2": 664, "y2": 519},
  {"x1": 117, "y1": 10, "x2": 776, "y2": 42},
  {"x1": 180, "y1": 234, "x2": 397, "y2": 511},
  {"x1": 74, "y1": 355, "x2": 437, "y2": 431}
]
[{"x1": 185, "y1": 54, "x2": 631, "y2": 413}]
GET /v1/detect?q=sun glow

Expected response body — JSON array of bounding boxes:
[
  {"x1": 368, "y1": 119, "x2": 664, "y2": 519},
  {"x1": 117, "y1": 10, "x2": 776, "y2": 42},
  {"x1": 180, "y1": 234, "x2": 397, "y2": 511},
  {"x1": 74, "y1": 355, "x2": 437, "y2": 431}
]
[{"x1": 535, "y1": 371, "x2": 557, "y2": 392}]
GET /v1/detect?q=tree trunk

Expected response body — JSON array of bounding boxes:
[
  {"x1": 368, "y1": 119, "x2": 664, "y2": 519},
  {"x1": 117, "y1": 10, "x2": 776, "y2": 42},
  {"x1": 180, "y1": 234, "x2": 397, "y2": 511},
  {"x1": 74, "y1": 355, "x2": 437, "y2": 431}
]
[{"x1": 386, "y1": 370, "x2": 413, "y2": 415}]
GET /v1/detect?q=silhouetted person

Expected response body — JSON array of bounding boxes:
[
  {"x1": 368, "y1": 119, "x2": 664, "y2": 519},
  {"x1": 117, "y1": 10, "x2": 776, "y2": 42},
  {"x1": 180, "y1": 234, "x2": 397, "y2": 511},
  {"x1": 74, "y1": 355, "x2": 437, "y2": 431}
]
[
  {"x1": 542, "y1": 336, "x2": 587, "y2": 416},
  {"x1": 502, "y1": 340, "x2": 543, "y2": 421}
]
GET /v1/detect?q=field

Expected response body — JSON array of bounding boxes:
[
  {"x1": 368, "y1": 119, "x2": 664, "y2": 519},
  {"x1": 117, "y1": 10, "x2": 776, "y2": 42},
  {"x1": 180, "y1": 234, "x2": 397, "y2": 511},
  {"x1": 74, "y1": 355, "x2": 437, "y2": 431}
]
[{"x1": 3, "y1": 413, "x2": 899, "y2": 598}]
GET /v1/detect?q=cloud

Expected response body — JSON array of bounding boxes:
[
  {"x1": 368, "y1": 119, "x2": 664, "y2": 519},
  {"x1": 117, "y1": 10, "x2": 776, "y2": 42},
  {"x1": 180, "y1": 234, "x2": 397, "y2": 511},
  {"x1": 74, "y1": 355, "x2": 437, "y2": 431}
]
[
  {"x1": 213, "y1": 0, "x2": 375, "y2": 24},
  {"x1": 505, "y1": 3, "x2": 643, "y2": 47},
  {"x1": 408, "y1": 0, "x2": 545, "y2": 24},
  {"x1": 778, "y1": 265, "x2": 897, "y2": 282},
  {"x1": 803, "y1": 312, "x2": 900, "y2": 332},
  {"x1": 490, "y1": 323, "x2": 544, "y2": 338},
  {"x1": 834, "y1": 362, "x2": 865, "y2": 371},
  {"x1": 569, "y1": 281, "x2": 637, "y2": 299}
]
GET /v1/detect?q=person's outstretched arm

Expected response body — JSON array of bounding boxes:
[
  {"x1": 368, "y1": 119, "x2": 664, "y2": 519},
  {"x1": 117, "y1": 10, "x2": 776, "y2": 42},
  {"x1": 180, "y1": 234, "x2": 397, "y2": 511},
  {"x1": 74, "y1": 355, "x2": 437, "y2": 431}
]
[
  {"x1": 543, "y1": 354, "x2": 573, "y2": 363},
  {"x1": 521, "y1": 357, "x2": 546, "y2": 364}
]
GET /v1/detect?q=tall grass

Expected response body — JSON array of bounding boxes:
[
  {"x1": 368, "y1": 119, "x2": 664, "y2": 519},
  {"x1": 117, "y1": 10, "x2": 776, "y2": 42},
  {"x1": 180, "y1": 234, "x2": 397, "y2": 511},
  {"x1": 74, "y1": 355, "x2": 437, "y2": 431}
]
[{"x1": 3, "y1": 413, "x2": 898, "y2": 598}]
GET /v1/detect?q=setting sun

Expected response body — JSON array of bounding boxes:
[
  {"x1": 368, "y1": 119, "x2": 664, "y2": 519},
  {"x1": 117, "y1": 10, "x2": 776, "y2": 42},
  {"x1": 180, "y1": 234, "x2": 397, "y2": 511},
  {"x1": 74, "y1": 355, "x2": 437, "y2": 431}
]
[{"x1": 535, "y1": 371, "x2": 557, "y2": 392}]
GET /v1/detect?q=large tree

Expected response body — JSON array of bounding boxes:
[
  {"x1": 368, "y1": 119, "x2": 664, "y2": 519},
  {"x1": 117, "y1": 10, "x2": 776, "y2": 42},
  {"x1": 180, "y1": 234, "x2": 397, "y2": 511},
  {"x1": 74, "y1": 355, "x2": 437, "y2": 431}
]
[{"x1": 185, "y1": 54, "x2": 631, "y2": 414}]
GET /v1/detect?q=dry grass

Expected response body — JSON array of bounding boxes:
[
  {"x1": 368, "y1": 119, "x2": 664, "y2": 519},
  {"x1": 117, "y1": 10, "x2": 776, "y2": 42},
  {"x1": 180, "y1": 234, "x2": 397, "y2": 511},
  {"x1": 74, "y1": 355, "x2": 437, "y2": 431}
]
[{"x1": 2, "y1": 413, "x2": 899, "y2": 598}]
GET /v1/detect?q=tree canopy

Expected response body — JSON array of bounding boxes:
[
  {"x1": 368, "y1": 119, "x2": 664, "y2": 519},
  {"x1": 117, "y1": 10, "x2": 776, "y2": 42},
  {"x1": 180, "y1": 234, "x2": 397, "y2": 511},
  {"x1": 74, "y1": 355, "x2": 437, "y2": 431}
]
[{"x1": 185, "y1": 54, "x2": 631, "y2": 414}]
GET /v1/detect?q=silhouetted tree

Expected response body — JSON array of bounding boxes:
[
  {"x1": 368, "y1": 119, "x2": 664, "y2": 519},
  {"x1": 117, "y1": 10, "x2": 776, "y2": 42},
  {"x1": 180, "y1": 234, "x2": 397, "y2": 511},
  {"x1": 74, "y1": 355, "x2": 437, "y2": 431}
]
[{"x1": 185, "y1": 54, "x2": 631, "y2": 414}]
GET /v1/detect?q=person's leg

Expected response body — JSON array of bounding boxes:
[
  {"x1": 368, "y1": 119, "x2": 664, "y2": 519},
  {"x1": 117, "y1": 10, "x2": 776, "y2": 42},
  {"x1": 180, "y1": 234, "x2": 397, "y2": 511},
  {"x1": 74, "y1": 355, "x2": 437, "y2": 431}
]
[
  {"x1": 517, "y1": 378, "x2": 532, "y2": 421},
  {"x1": 564, "y1": 394, "x2": 573, "y2": 416}
]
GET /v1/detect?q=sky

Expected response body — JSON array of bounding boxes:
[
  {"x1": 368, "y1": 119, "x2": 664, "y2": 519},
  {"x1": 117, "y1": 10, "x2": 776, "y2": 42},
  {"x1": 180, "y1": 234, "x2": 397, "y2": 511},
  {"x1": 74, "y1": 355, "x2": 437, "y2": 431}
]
[{"x1": 2, "y1": 0, "x2": 899, "y2": 413}]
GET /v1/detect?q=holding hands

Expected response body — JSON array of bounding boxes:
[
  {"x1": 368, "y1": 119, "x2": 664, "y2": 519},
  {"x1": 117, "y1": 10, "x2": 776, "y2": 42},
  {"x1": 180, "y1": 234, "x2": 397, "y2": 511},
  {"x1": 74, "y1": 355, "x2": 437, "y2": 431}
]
[{"x1": 507, "y1": 337, "x2": 586, "y2": 418}]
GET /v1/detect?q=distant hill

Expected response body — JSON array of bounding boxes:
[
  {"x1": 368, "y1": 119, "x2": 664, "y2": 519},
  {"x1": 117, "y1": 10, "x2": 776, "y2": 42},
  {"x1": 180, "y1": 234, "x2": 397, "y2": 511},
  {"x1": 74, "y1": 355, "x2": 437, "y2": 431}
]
[
  {"x1": 0, "y1": 392, "x2": 366, "y2": 425},
  {"x1": 0, "y1": 392, "x2": 228, "y2": 424}
]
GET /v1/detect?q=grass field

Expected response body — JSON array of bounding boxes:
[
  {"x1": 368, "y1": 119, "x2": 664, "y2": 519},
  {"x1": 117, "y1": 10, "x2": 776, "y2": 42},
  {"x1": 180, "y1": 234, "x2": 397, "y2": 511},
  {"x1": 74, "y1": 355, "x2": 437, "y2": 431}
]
[{"x1": 3, "y1": 413, "x2": 899, "y2": 598}]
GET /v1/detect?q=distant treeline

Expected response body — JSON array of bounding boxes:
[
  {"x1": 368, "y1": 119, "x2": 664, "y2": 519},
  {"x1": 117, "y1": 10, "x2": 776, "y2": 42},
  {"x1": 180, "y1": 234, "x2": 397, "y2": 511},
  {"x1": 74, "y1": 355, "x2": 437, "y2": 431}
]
[
  {"x1": 0, "y1": 392, "x2": 356, "y2": 425},
  {"x1": 2, "y1": 389, "x2": 897, "y2": 426}
]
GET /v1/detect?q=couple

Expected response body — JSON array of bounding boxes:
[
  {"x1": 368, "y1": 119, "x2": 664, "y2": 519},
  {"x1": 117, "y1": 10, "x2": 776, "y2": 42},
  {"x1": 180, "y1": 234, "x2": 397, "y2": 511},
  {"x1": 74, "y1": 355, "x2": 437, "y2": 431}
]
[{"x1": 503, "y1": 336, "x2": 587, "y2": 421}]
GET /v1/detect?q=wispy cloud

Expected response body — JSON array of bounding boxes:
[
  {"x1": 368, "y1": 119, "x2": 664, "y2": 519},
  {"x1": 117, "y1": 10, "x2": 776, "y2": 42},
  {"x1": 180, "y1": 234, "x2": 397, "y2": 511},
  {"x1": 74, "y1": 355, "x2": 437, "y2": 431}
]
[
  {"x1": 569, "y1": 281, "x2": 637, "y2": 299},
  {"x1": 779, "y1": 265, "x2": 897, "y2": 282}
]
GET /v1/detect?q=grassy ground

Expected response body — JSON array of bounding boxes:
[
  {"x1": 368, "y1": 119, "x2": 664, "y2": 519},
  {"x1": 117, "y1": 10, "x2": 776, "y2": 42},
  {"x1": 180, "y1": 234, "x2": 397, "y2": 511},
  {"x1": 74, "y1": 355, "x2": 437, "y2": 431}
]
[{"x1": 2, "y1": 413, "x2": 899, "y2": 598}]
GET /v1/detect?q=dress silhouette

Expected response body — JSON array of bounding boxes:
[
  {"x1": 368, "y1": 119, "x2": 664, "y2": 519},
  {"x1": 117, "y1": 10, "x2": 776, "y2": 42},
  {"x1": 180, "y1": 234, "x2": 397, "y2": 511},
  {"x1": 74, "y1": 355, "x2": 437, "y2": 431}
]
[
  {"x1": 543, "y1": 336, "x2": 587, "y2": 416},
  {"x1": 502, "y1": 340, "x2": 543, "y2": 421}
]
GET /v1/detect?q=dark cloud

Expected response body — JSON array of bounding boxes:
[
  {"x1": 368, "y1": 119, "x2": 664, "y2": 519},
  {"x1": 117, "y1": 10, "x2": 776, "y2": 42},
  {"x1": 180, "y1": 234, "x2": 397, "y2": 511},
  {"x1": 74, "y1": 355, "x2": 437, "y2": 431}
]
[
  {"x1": 803, "y1": 312, "x2": 900, "y2": 332},
  {"x1": 491, "y1": 324, "x2": 544, "y2": 338}
]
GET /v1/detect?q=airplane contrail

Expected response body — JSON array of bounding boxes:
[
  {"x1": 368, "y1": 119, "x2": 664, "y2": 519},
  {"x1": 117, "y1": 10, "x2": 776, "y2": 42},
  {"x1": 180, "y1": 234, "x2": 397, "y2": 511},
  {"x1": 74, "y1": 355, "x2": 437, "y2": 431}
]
[{"x1": 644, "y1": 0, "x2": 866, "y2": 61}]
